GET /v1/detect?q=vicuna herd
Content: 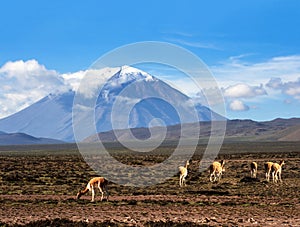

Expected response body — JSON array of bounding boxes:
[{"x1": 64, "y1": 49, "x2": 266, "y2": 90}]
[
  {"x1": 177, "y1": 159, "x2": 285, "y2": 186},
  {"x1": 76, "y1": 159, "x2": 285, "y2": 202}
]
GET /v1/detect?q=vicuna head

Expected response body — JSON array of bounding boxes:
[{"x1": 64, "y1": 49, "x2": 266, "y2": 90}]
[
  {"x1": 76, "y1": 191, "x2": 82, "y2": 199},
  {"x1": 186, "y1": 160, "x2": 190, "y2": 167},
  {"x1": 220, "y1": 160, "x2": 225, "y2": 171}
]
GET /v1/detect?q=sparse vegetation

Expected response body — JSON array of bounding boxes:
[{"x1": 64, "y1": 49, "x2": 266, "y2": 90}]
[{"x1": 0, "y1": 142, "x2": 299, "y2": 226}]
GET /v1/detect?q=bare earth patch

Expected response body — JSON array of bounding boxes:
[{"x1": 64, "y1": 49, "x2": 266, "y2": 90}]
[{"x1": 0, "y1": 142, "x2": 299, "y2": 226}]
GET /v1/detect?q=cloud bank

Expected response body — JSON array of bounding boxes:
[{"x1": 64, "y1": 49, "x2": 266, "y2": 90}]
[
  {"x1": 0, "y1": 60, "x2": 121, "y2": 118},
  {"x1": 211, "y1": 55, "x2": 300, "y2": 112},
  {"x1": 267, "y1": 77, "x2": 300, "y2": 100},
  {"x1": 221, "y1": 83, "x2": 267, "y2": 112},
  {"x1": 223, "y1": 83, "x2": 267, "y2": 99},
  {"x1": 0, "y1": 55, "x2": 300, "y2": 118},
  {"x1": 0, "y1": 60, "x2": 69, "y2": 118}
]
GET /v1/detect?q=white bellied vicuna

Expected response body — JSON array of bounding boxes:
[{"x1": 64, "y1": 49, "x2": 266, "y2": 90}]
[
  {"x1": 76, "y1": 177, "x2": 109, "y2": 202},
  {"x1": 250, "y1": 161, "x2": 258, "y2": 178},
  {"x1": 209, "y1": 160, "x2": 225, "y2": 182},
  {"x1": 264, "y1": 162, "x2": 273, "y2": 182},
  {"x1": 271, "y1": 160, "x2": 285, "y2": 183},
  {"x1": 179, "y1": 160, "x2": 189, "y2": 187}
]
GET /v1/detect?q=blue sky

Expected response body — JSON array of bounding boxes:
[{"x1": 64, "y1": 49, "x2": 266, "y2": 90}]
[{"x1": 0, "y1": 0, "x2": 299, "y2": 120}]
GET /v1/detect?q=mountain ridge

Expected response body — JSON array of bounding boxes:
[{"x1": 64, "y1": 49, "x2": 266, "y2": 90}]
[
  {"x1": 0, "y1": 131, "x2": 64, "y2": 145},
  {"x1": 84, "y1": 117, "x2": 300, "y2": 143},
  {"x1": 0, "y1": 117, "x2": 299, "y2": 145}
]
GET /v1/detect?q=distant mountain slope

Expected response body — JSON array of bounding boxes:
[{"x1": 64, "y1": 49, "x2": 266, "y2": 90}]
[
  {"x1": 0, "y1": 66, "x2": 224, "y2": 142},
  {"x1": 278, "y1": 125, "x2": 300, "y2": 141},
  {"x1": 224, "y1": 118, "x2": 300, "y2": 141},
  {"x1": 0, "y1": 131, "x2": 64, "y2": 145},
  {"x1": 0, "y1": 91, "x2": 74, "y2": 142},
  {"x1": 84, "y1": 118, "x2": 300, "y2": 143},
  {"x1": 1, "y1": 117, "x2": 298, "y2": 145}
]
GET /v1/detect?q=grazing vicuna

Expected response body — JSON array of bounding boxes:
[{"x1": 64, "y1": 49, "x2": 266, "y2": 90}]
[
  {"x1": 179, "y1": 160, "x2": 189, "y2": 187},
  {"x1": 250, "y1": 161, "x2": 258, "y2": 178},
  {"x1": 272, "y1": 160, "x2": 285, "y2": 183},
  {"x1": 209, "y1": 160, "x2": 225, "y2": 182},
  {"x1": 264, "y1": 162, "x2": 273, "y2": 182},
  {"x1": 76, "y1": 177, "x2": 109, "y2": 202}
]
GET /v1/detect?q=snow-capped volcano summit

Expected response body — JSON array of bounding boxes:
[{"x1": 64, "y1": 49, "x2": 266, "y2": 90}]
[
  {"x1": 117, "y1": 65, "x2": 156, "y2": 83},
  {"x1": 98, "y1": 66, "x2": 157, "y2": 101},
  {"x1": 0, "y1": 66, "x2": 225, "y2": 142}
]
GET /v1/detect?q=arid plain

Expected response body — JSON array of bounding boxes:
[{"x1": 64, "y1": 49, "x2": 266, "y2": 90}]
[{"x1": 0, "y1": 142, "x2": 299, "y2": 226}]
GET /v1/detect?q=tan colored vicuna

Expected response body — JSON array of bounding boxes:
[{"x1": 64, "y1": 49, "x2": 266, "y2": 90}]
[
  {"x1": 179, "y1": 160, "x2": 189, "y2": 187},
  {"x1": 209, "y1": 160, "x2": 225, "y2": 182},
  {"x1": 264, "y1": 162, "x2": 273, "y2": 182},
  {"x1": 250, "y1": 161, "x2": 258, "y2": 178},
  {"x1": 76, "y1": 177, "x2": 109, "y2": 202},
  {"x1": 271, "y1": 160, "x2": 285, "y2": 183}
]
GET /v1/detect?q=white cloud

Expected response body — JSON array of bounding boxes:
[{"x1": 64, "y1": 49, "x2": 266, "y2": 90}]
[
  {"x1": 211, "y1": 55, "x2": 300, "y2": 87},
  {"x1": 0, "y1": 59, "x2": 122, "y2": 118},
  {"x1": 61, "y1": 70, "x2": 86, "y2": 92},
  {"x1": 267, "y1": 77, "x2": 300, "y2": 101},
  {"x1": 155, "y1": 55, "x2": 300, "y2": 104},
  {"x1": 62, "y1": 67, "x2": 121, "y2": 98},
  {"x1": 208, "y1": 55, "x2": 300, "y2": 112},
  {"x1": 228, "y1": 100, "x2": 249, "y2": 111},
  {"x1": 76, "y1": 67, "x2": 120, "y2": 99},
  {"x1": 266, "y1": 77, "x2": 283, "y2": 89},
  {"x1": 223, "y1": 83, "x2": 267, "y2": 99},
  {"x1": 283, "y1": 78, "x2": 300, "y2": 96},
  {"x1": 0, "y1": 59, "x2": 69, "y2": 118}
]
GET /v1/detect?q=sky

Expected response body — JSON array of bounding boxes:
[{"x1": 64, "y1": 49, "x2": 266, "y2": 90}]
[{"x1": 0, "y1": 0, "x2": 299, "y2": 121}]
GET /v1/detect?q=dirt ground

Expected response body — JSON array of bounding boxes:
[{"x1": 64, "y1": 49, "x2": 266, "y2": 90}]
[{"x1": 0, "y1": 142, "x2": 299, "y2": 226}]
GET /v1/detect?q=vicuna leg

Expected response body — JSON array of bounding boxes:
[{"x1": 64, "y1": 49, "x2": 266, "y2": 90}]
[
  {"x1": 98, "y1": 185, "x2": 104, "y2": 201},
  {"x1": 212, "y1": 172, "x2": 217, "y2": 182},
  {"x1": 272, "y1": 171, "x2": 276, "y2": 183},
  {"x1": 209, "y1": 172, "x2": 215, "y2": 182},
  {"x1": 266, "y1": 170, "x2": 271, "y2": 182},
  {"x1": 217, "y1": 172, "x2": 222, "y2": 181},
  {"x1": 104, "y1": 185, "x2": 109, "y2": 200},
  {"x1": 251, "y1": 169, "x2": 257, "y2": 178},
  {"x1": 278, "y1": 171, "x2": 282, "y2": 182},
  {"x1": 91, "y1": 187, "x2": 95, "y2": 202}
]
